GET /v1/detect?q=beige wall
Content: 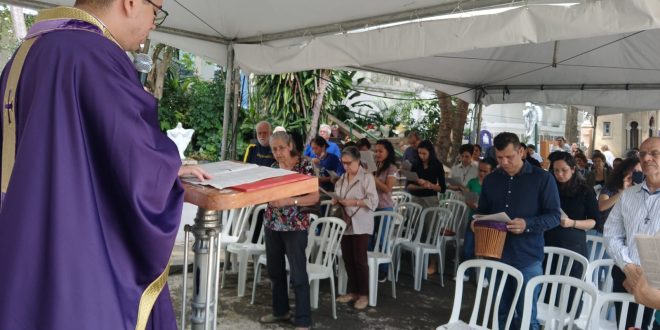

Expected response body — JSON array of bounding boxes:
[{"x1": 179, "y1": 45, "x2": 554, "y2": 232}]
[{"x1": 593, "y1": 110, "x2": 660, "y2": 158}]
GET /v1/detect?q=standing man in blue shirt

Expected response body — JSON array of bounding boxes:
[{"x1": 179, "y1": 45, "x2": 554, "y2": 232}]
[{"x1": 477, "y1": 132, "x2": 560, "y2": 330}]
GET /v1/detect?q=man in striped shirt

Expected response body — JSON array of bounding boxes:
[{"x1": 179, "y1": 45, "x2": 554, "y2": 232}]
[{"x1": 604, "y1": 136, "x2": 660, "y2": 329}]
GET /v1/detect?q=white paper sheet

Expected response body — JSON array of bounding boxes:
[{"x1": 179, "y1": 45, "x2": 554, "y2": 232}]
[
  {"x1": 182, "y1": 161, "x2": 295, "y2": 190},
  {"x1": 319, "y1": 187, "x2": 340, "y2": 200},
  {"x1": 473, "y1": 212, "x2": 512, "y2": 223},
  {"x1": 560, "y1": 209, "x2": 568, "y2": 219},
  {"x1": 400, "y1": 170, "x2": 419, "y2": 182},
  {"x1": 635, "y1": 232, "x2": 660, "y2": 288}
]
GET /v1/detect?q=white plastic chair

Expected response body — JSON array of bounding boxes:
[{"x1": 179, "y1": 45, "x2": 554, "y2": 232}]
[
  {"x1": 366, "y1": 211, "x2": 402, "y2": 306},
  {"x1": 392, "y1": 202, "x2": 423, "y2": 282},
  {"x1": 575, "y1": 259, "x2": 616, "y2": 329},
  {"x1": 250, "y1": 214, "x2": 319, "y2": 304},
  {"x1": 438, "y1": 189, "x2": 464, "y2": 202},
  {"x1": 395, "y1": 207, "x2": 453, "y2": 291},
  {"x1": 392, "y1": 191, "x2": 413, "y2": 207},
  {"x1": 438, "y1": 199, "x2": 468, "y2": 276},
  {"x1": 319, "y1": 199, "x2": 333, "y2": 217},
  {"x1": 586, "y1": 234, "x2": 606, "y2": 262},
  {"x1": 221, "y1": 204, "x2": 267, "y2": 297},
  {"x1": 538, "y1": 247, "x2": 590, "y2": 326},
  {"x1": 219, "y1": 205, "x2": 255, "y2": 256},
  {"x1": 306, "y1": 217, "x2": 346, "y2": 319},
  {"x1": 437, "y1": 259, "x2": 524, "y2": 330},
  {"x1": 338, "y1": 211, "x2": 402, "y2": 306},
  {"x1": 520, "y1": 275, "x2": 599, "y2": 330},
  {"x1": 542, "y1": 246, "x2": 589, "y2": 278},
  {"x1": 589, "y1": 292, "x2": 650, "y2": 330}
]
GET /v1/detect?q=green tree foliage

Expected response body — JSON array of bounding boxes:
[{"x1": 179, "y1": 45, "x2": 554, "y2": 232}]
[
  {"x1": 158, "y1": 54, "x2": 225, "y2": 161},
  {"x1": 0, "y1": 5, "x2": 35, "y2": 65},
  {"x1": 254, "y1": 70, "x2": 359, "y2": 139}
]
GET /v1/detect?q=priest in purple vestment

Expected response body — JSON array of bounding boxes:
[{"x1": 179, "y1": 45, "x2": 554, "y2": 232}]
[{"x1": 0, "y1": 1, "x2": 210, "y2": 329}]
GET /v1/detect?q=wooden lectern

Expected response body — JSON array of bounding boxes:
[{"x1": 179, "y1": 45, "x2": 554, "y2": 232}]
[{"x1": 180, "y1": 177, "x2": 318, "y2": 330}]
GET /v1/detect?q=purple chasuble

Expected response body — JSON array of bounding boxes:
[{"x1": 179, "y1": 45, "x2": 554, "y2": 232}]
[{"x1": 0, "y1": 18, "x2": 183, "y2": 330}]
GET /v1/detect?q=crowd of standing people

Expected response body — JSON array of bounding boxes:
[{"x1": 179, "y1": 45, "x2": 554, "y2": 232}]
[{"x1": 243, "y1": 120, "x2": 660, "y2": 330}]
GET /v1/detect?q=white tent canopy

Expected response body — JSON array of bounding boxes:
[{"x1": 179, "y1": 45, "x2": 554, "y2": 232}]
[
  {"x1": 7, "y1": 0, "x2": 660, "y2": 108},
  {"x1": 6, "y1": 0, "x2": 660, "y2": 153}
]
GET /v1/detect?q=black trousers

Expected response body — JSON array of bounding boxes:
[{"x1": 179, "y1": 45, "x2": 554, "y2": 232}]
[
  {"x1": 264, "y1": 229, "x2": 311, "y2": 327},
  {"x1": 341, "y1": 234, "x2": 370, "y2": 296}
]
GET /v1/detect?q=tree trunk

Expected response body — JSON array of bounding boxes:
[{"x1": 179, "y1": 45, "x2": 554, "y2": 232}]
[
  {"x1": 565, "y1": 105, "x2": 579, "y2": 145},
  {"x1": 8, "y1": 6, "x2": 26, "y2": 40},
  {"x1": 306, "y1": 69, "x2": 331, "y2": 144},
  {"x1": 435, "y1": 90, "x2": 453, "y2": 164},
  {"x1": 450, "y1": 99, "x2": 470, "y2": 161},
  {"x1": 148, "y1": 44, "x2": 174, "y2": 99}
]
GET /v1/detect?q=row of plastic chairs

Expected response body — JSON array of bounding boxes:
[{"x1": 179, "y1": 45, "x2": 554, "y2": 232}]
[
  {"x1": 392, "y1": 189, "x2": 465, "y2": 208},
  {"x1": 246, "y1": 215, "x2": 346, "y2": 319},
  {"x1": 392, "y1": 200, "x2": 468, "y2": 291},
  {"x1": 438, "y1": 257, "x2": 653, "y2": 330}
]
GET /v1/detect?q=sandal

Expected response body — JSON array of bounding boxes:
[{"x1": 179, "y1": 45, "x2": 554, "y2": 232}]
[
  {"x1": 259, "y1": 313, "x2": 290, "y2": 323},
  {"x1": 336, "y1": 294, "x2": 357, "y2": 303},
  {"x1": 354, "y1": 296, "x2": 368, "y2": 310}
]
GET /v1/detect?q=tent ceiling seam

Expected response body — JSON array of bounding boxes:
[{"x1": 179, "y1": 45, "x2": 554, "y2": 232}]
[{"x1": 235, "y1": 0, "x2": 521, "y2": 44}]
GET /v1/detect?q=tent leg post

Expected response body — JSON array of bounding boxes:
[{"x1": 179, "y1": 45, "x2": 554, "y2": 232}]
[{"x1": 221, "y1": 44, "x2": 234, "y2": 161}]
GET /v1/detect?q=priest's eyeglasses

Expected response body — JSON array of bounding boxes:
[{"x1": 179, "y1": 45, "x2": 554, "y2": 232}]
[{"x1": 144, "y1": 0, "x2": 168, "y2": 27}]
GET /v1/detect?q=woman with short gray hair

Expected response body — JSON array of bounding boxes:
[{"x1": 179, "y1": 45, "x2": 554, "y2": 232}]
[
  {"x1": 333, "y1": 146, "x2": 379, "y2": 310},
  {"x1": 259, "y1": 131, "x2": 319, "y2": 330}
]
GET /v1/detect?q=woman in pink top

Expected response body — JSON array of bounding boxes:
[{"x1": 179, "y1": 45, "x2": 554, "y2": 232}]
[{"x1": 371, "y1": 139, "x2": 398, "y2": 280}]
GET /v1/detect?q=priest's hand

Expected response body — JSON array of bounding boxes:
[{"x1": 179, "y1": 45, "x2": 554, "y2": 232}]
[{"x1": 178, "y1": 165, "x2": 212, "y2": 181}]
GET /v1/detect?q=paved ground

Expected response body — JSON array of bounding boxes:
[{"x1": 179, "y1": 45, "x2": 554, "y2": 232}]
[{"x1": 168, "y1": 243, "x2": 478, "y2": 329}]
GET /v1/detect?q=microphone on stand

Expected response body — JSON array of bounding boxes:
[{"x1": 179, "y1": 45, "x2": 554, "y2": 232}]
[{"x1": 133, "y1": 53, "x2": 153, "y2": 86}]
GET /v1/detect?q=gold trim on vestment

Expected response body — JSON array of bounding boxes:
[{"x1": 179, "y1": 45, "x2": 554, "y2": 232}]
[
  {"x1": 36, "y1": 7, "x2": 120, "y2": 46},
  {"x1": 135, "y1": 264, "x2": 171, "y2": 330},
  {"x1": 4, "y1": 7, "x2": 166, "y2": 330},
  {"x1": 1, "y1": 38, "x2": 36, "y2": 193}
]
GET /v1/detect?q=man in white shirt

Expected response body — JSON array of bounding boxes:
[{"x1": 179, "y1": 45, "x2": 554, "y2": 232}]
[
  {"x1": 604, "y1": 137, "x2": 660, "y2": 329},
  {"x1": 449, "y1": 144, "x2": 479, "y2": 189},
  {"x1": 602, "y1": 144, "x2": 616, "y2": 168},
  {"x1": 550, "y1": 136, "x2": 571, "y2": 153}
]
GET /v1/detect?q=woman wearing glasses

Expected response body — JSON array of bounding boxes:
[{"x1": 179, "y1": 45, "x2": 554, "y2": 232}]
[
  {"x1": 259, "y1": 132, "x2": 319, "y2": 330},
  {"x1": 333, "y1": 146, "x2": 379, "y2": 310}
]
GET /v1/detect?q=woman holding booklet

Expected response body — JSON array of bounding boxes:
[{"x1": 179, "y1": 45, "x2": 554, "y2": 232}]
[
  {"x1": 310, "y1": 135, "x2": 344, "y2": 192},
  {"x1": 546, "y1": 152, "x2": 599, "y2": 257},
  {"x1": 333, "y1": 146, "x2": 379, "y2": 310},
  {"x1": 260, "y1": 132, "x2": 320, "y2": 330},
  {"x1": 406, "y1": 140, "x2": 447, "y2": 208}
]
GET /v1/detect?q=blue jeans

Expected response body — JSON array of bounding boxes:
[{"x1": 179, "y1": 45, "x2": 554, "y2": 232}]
[
  {"x1": 498, "y1": 261, "x2": 542, "y2": 330},
  {"x1": 370, "y1": 207, "x2": 393, "y2": 275},
  {"x1": 264, "y1": 229, "x2": 311, "y2": 327},
  {"x1": 463, "y1": 219, "x2": 475, "y2": 261}
]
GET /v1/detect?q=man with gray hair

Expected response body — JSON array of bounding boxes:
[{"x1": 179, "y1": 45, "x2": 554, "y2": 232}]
[
  {"x1": 604, "y1": 136, "x2": 660, "y2": 329},
  {"x1": 243, "y1": 120, "x2": 275, "y2": 167},
  {"x1": 304, "y1": 123, "x2": 341, "y2": 158}
]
